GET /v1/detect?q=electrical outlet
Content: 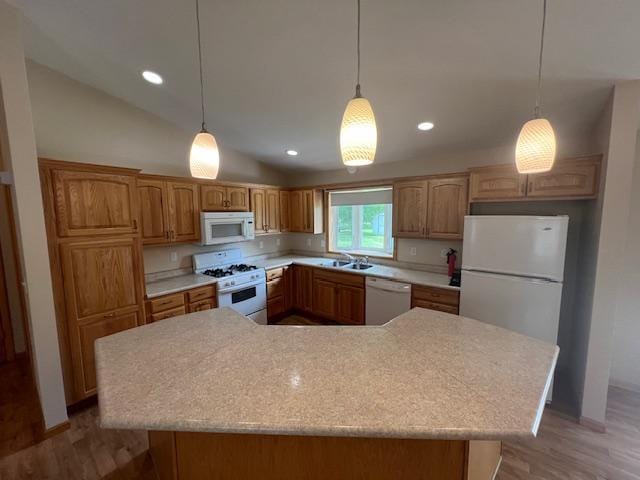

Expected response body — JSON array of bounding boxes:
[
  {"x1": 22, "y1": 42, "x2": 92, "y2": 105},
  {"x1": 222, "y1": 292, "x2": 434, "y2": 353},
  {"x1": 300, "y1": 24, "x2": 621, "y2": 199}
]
[
  {"x1": 170, "y1": 251, "x2": 178, "y2": 262},
  {"x1": 440, "y1": 249, "x2": 449, "y2": 258},
  {"x1": 259, "y1": 241, "x2": 264, "y2": 249},
  {"x1": 320, "y1": 239, "x2": 326, "y2": 248},
  {"x1": 410, "y1": 247, "x2": 417, "y2": 256},
  {"x1": 276, "y1": 238, "x2": 281, "y2": 246},
  {"x1": 306, "y1": 238, "x2": 312, "y2": 247}
]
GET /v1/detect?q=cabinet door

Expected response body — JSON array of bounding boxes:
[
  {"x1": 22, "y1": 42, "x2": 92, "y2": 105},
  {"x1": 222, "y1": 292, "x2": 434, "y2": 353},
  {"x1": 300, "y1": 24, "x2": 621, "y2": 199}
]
[
  {"x1": 226, "y1": 187, "x2": 250, "y2": 211},
  {"x1": 393, "y1": 181, "x2": 427, "y2": 238},
  {"x1": 77, "y1": 310, "x2": 140, "y2": 394},
  {"x1": 526, "y1": 158, "x2": 600, "y2": 199},
  {"x1": 251, "y1": 189, "x2": 267, "y2": 234},
  {"x1": 52, "y1": 169, "x2": 138, "y2": 237},
  {"x1": 337, "y1": 286, "x2": 365, "y2": 325},
  {"x1": 279, "y1": 191, "x2": 291, "y2": 232},
  {"x1": 283, "y1": 266, "x2": 293, "y2": 311},
  {"x1": 188, "y1": 299, "x2": 216, "y2": 313},
  {"x1": 302, "y1": 190, "x2": 314, "y2": 233},
  {"x1": 469, "y1": 165, "x2": 527, "y2": 201},
  {"x1": 138, "y1": 179, "x2": 170, "y2": 245},
  {"x1": 426, "y1": 177, "x2": 469, "y2": 240},
  {"x1": 60, "y1": 238, "x2": 143, "y2": 320},
  {"x1": 312, "y1": 279, "x2": 337, "y2": 319},
  {"x1": 167, "y1": 182, "x2": 200, "y2": 242},
  {"x1": 289, "y1": 191, "x2": 304, "y2": 232},
  {"x1": 265, "y1": 189, "x2": 280, "y2": 233},
  {"x1": 293, "y1": 266, "x2": 313, "y2": 312},
  {"x1": 200, "y1": 185, "x2": 227, "y2": 211}
]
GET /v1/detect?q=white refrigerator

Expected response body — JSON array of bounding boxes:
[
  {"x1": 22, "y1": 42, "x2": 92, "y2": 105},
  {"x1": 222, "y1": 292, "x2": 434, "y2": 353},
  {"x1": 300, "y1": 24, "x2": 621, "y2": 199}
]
[{"x1": 460, "y1": 215, "x2": 568, "y2": 399}]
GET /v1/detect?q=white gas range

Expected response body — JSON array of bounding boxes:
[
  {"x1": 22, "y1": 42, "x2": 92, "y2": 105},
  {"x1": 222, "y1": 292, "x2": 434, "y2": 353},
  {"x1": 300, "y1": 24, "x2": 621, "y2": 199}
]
[{"x1": 193, "y1": 249, "x2": 267, "y2": 325}]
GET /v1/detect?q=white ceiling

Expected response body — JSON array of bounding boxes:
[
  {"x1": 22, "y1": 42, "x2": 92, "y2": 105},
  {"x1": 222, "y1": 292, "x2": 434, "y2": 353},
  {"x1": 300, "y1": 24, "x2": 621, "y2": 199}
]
[{"x1": 11, "y1": 0, "x2": 640, "y2": 171}]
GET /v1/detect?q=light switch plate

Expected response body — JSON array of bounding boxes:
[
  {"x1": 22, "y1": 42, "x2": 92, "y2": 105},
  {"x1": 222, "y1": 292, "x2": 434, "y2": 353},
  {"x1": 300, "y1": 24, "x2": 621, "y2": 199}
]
[
  {"x1": 170, "y1": 251, "x2": 178, "y2": 262},
  {"x1": 306, "y1": 238, "x2": 312, "y2": 247},
  {"x1": 440, "y1": 249, "x2": 449, "y2": 258},
  {"x1": 320, "y1": 239, "x2": 326, "y2": 248},
  {"x1": 410, "y1": 247, "x2": 417, "y2": 256},
  {"x1": 259, "y1": 241, "x2": 264, "y2": 249},
  {"x1": 276, "y1": 238, "x2": 281, "y2": 246}
]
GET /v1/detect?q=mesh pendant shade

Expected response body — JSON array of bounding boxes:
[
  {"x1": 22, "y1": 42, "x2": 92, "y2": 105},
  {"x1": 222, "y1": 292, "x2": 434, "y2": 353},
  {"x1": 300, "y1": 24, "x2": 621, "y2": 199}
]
[
  {"x1": 340, "y1": 96, "x2": 377, "y2": 166},
  {"x1": 515, "y1": 117, "x2": 556, "y2": 174},
  {"x1": 190, "y1": 131, "x2": 220, "y2": 179}
]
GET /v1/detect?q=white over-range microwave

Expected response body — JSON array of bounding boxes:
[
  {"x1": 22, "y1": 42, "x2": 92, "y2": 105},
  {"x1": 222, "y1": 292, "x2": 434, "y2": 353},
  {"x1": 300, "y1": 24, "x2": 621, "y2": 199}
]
[{"x1": 200, "y1": 212, "x2": 255, "y2": 245}]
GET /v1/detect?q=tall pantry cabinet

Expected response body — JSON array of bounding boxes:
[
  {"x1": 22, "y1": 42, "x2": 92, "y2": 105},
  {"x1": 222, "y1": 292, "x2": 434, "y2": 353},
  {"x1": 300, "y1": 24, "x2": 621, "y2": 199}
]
[{"x1": 39, "y1": 159, "x2": 146, "y2": 404}]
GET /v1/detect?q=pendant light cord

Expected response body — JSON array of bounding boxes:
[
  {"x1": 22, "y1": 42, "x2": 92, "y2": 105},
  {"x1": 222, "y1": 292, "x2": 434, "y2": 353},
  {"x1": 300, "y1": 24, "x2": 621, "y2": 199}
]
[
  {"x1": 355, "y1": 0, "x2": 362, "y2": 98},
  {"x1": 196, "y1": 0, "x2": 207, "y2": 131},
  {"x1": 535, "y1": 0, "x2": 547, "y2": 118}
]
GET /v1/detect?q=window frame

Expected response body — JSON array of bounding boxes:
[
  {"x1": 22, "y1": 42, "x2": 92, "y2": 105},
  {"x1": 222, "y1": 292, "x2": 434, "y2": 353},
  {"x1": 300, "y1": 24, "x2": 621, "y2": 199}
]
[{"x1": 327, "y1": 187, "x2": 395, "y2": 259}]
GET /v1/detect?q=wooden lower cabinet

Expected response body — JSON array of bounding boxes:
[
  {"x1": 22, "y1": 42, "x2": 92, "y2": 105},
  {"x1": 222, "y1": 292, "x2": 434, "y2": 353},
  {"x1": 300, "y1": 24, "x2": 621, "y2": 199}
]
[
  {"x1": 411, "y1": 285, "x2": 460, "y2": 314},
  {"x1": 146, "y1": 285, "x2": 217, "y2": 323},
  {"x1": 292, "y1": 266, "x2": 313, "y2": 312},
  {"x1": 266, "y1": 266, "x2": 292, "y2": 322},
  {"x1": 149, "y1": 431, "x2": 501, "y2": 480},
  {"x1": 336, "y1": 285, "x2": 365, "y2": 325},
  {"x1": 77, "y1": 310, "x2": 140, "y2": 392},
  {"x1": 311, "y1": 269, "x2": 365, "y2": 325},
  {"x1": 312, "y1": 279, "x2": 337, "y2": 319}
]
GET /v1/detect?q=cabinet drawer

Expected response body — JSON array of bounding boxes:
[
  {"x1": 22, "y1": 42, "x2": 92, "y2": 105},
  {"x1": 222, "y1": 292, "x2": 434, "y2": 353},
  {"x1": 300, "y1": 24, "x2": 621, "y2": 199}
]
[
  {"x1": 313, "y1": 268, "x2": 364, "y2": 288},
  {"x1": 187, "y1": 285, "x2": 215, "y2": 303},
  {"x1": 412, "y1": 299, "x2": 459, "y2": 315},
  {"x1": 266, "y1": 268, "x2": 284, "y2": 281},
  {"x1": 188, "y1": 299, "x2": 216, "y2": 313},
  {"x1": 267, "y1": 277, "x2": 285, "y2": 298},
  {"x1": 412, "y1": 286, "x2": 460, "y2": 307},
  {"x1": 151, "y1": 305, "x2": 186, "y2": 322},
  {"x1": 149, "y1": 293, "x2": 185, "y2": 313}
]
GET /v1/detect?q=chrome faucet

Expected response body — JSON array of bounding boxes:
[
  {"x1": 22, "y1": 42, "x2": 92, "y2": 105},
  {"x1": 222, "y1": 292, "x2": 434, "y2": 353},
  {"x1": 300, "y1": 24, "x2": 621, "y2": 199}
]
[{"x1": 341, "y1": 252, "x2": 356, "y2": 263}]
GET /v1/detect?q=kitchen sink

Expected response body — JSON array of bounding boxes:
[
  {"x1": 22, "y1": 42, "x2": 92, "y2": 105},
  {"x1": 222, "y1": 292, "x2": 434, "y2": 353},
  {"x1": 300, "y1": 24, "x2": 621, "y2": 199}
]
[
  {"x1": 323, "y1": 260, "x2": 352, "y2": 268},
  {"x1": 349, "y1": 264, "x2": 373, "y2": 270}
]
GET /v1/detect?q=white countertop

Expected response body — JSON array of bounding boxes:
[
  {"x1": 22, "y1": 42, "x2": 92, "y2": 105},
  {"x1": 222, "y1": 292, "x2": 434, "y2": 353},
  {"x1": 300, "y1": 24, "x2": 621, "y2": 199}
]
[
  {"x1": 253, "y1": 255, "x2": 458, "y2": 291},
  {"x1": 96, "y1": 307, "x2": 558, "y2": 440},
  {"x1": 145, "y1": 254, "x2": 458, "y2": 299}
]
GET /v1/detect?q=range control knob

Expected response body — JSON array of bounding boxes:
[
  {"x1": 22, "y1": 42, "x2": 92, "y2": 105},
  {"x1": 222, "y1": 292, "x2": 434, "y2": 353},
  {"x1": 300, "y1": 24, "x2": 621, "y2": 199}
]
[{"x1": 231, "y1": 281, "x2": 236, "y2": 286}]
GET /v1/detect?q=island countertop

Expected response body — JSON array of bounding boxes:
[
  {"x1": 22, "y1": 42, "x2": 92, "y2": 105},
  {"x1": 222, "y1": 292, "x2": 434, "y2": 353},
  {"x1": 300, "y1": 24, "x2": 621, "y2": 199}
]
[{"x1": 95, "y1": 307, "x2": 558, "y2": 440}]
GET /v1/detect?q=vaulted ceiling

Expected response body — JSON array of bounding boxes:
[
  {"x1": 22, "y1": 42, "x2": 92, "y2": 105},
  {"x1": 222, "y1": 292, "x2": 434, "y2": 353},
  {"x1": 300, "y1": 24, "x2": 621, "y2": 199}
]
[{"x1": 12, "y1": 0, "x2": 640, "y2": 170}]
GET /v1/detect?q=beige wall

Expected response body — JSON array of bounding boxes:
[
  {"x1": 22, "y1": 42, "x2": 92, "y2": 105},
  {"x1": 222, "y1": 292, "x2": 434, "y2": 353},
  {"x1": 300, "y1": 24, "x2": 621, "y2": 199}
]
[
  {"x1": 609, "y1": 132, "x2": 640, "y2": 392},
  {"x1": 581, "y1": 81, "x2": 640, "y2": 424},
  {"x1": 0, "y1": 2, "x2": 67, "y2": 429},
  {"x1": 25, "y1": 61, "x2": 287, "y2": 185},
  {"x1": 285, "y1": 138, "x2": 597, "y2": 188}
]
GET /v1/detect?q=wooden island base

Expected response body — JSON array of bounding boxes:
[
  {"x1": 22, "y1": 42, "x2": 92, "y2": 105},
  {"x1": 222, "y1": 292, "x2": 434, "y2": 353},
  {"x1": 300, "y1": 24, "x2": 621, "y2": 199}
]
[{"x1": 149, "y1": 431, "x2": 501, "y2": 480}]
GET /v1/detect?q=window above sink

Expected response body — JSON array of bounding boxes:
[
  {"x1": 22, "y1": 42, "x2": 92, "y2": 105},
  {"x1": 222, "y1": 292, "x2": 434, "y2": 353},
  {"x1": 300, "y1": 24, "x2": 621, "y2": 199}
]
[{"x1": 328, "y1": 187, "x2": 394, "y2": 258}]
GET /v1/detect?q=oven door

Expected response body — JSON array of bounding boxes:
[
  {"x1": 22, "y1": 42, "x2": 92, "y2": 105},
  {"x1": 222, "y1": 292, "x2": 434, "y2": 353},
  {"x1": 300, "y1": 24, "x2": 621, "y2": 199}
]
[
  {"x1": 217, "y1": 281, "x2": 266, "y2": 316},
  {"x1": 202, "y1": 218, "x2": 250, "y2": 245}
]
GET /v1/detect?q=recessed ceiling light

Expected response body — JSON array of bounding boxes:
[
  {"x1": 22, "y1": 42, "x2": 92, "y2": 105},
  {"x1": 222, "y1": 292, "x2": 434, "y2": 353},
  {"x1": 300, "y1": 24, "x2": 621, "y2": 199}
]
[
  {"x1": 286, "y1": 149, "x2": 299, "y2": 156},
  {"x1": 417, "y1": 121, "x2": 434, "y2": 131},
  {"x1": 142, "y1": 70, "x2": 163, "y2": 85}
]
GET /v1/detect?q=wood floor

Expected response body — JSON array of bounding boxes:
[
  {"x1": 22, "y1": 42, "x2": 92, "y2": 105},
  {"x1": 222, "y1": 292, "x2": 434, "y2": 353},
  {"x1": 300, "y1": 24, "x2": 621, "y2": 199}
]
[
  {"x1": 0, "y1": 357, "x2": 44, "y2": 459},
  {"x1": 0, "y1": 386, "x2": 638, "y2": 479}
]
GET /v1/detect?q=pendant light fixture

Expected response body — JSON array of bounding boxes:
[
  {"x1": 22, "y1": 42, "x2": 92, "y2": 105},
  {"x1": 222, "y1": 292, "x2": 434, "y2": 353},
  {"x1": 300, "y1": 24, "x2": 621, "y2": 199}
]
[
  {"x1": 340, "y1": 0, "x2": 377, "y2": 167},
  {"x1": 515, "y1": 0, "x2": 556, "y2": 174},
  {"x1": 189, "y1": 0, "x2": 220, "y2": 179}
]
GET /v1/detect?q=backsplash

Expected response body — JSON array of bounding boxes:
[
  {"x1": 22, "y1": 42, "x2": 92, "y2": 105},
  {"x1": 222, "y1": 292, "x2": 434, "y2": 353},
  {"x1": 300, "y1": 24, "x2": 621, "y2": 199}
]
[{"x1": 143, "y1": 234, "x2": 291, "y2": 274}]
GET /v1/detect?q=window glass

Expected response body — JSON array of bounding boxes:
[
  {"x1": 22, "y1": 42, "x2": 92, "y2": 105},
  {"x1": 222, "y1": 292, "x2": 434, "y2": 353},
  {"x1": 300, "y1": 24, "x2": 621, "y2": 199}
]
[{"x1": 329, "y1": 188, "x2": 393, "y2": 257}]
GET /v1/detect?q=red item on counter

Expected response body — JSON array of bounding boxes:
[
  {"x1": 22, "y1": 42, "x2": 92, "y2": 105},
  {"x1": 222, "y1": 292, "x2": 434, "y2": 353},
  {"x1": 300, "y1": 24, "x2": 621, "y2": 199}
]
[{"x1": 446, "y1": 249, "x2": 457, "y2": 277}]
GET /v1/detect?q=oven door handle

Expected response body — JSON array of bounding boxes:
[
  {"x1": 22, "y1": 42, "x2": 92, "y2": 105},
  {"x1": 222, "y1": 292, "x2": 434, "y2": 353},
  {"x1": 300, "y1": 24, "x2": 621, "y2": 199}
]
[{"x1": 217, "y1": 280, "x2": 265, "y2": 294}]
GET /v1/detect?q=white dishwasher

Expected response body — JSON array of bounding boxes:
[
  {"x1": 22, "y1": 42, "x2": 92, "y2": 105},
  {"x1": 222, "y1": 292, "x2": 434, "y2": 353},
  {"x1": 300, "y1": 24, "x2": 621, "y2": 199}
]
[{"x1": 365, "y1": 277, "x2": 412, "y2": 325}]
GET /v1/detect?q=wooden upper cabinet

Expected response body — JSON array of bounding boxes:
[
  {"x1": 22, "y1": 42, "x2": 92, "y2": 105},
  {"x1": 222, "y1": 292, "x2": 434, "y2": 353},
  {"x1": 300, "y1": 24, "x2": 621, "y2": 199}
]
[
  {"x1": 469, "y1": 164, "x2": 527, "y2": 201},
  {"x1": 200, "y1": 185, "x2": 227, "y2": 211},
  {"x1": 251, "y1": 189, "x2": 267, "y2": 234},
  {"x1": 201, "y1": 185, "x2": 249, "y2": 211},
  {"x1": 426, "y1": 176, "x2": 469, "y2": 240},
  {"x1": 393, "y1": 180, "x2": 427, "y2": 238},
  {"x1": 279, "y1": 191, "x2": 290, "y2": 232},
  {"x1": 167, "y1": 181, "x2": 200, "y2": 242},
  {"x1": 52, "y1": 169, "x2": 138, "y2": 237},
  {"x1": 265, "y1": 189, "x2": 280, "y2": 232},
  {"x1": 289, "y1": 189, "x2": 323, "y2": 233},
  {"x1": 226, "y1": 187, "x2": 250, "y2": 211},
  {"x1": 289, "y1": 190, "x2": 304, "y2": 232},
  {"x1": 526, "y1": 156, "x2": 601, "y2": 199},
  {"x1": 138, "y1": 178, "x2": 170, "y2": 245}
]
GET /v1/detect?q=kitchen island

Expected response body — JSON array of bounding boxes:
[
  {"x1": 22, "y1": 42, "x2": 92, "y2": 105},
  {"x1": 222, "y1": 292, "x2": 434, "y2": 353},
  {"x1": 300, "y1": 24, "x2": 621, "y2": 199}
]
[{"x1": 95, "y1": 307, "x2": 558, "y2": 480}]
